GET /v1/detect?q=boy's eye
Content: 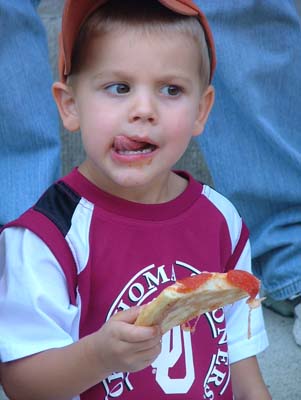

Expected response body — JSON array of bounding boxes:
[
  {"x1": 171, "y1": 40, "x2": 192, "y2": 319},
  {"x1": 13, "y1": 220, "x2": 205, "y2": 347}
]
[
  {"x1": 161, "y1": 85, "x2": 182, "y2": 97},
  {"x1": 105, "y1": 83, "x2": 130, "y2": 95}
]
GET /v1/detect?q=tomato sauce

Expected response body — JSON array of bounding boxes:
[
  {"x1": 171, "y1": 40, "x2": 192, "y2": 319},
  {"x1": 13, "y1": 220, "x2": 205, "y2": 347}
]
[
  {"x1": 227, "y1": 270, "x2": 259, "y2": 299},
  {"x1": 175, "y1": 273, "x2": 212, "y2": 293}
]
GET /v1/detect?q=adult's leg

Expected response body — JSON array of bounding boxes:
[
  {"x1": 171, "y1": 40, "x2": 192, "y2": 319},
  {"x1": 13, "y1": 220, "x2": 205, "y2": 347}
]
[
  {"x1": 0, "y1": 0, "x2": 61, "y2": 225},
  {"x1": 196, "y1": 0, "x2": 301, "y2": 301}
]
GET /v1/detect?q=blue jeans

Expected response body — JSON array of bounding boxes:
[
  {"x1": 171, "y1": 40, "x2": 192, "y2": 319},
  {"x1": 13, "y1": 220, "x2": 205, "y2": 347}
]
[
  {"x1": 196, "y1": 0, "x2": 301, "y2": 300},
  {"x1": 0, "y1": 0, "x2": 61, "y2": 225}
]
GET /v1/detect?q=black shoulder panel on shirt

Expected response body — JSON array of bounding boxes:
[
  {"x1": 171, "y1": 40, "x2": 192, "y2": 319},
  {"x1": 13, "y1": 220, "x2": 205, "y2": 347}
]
[{"x1": 34, "y1": 181, "x2": 81, "y2": 237}]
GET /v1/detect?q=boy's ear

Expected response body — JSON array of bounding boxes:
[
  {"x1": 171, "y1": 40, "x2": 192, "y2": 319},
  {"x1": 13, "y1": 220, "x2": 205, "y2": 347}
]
[
  {"x1": 52, "y1": 82, "x2": 80, "y2": 132},
  {"x1": 192, "y1": 85, "x2": 215, "y2": 137}
]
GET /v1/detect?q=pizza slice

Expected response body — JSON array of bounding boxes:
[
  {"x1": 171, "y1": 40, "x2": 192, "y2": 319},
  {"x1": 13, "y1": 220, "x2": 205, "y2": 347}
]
[{"x1": 135, "y1": 270, "x2": 262, "y2": 335}]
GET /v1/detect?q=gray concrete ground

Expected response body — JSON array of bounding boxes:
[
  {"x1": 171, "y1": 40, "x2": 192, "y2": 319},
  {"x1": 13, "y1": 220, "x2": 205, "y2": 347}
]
[
  {"x1": 258, "y1": 309, "x2": 301, "y2": 399},
  {"x1": 0, "y1": 0, "x2": 300, "y2": 399}
]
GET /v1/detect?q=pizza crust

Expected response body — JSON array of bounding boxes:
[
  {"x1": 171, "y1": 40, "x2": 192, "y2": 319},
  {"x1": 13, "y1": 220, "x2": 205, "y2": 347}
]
[{"x1": 135, "y1": 271, "x2": 259, "y2": 334}]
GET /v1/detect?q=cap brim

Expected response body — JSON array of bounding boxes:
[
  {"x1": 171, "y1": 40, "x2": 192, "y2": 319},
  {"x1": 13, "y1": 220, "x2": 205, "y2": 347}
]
[{"x1": 159, "y1": 0, "x2": 200, "y2": 16}]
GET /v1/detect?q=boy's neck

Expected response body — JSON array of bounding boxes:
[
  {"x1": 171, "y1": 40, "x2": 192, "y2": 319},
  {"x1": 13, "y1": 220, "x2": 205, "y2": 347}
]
[{"x1": 78, "y1": 164, "x2": 188, "y2": 204}]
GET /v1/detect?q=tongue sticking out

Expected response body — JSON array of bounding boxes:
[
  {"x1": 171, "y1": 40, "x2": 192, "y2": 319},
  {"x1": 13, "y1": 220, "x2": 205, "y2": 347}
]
[{"x1": 113, "y1": 135, "x2": 156, "y2": 155}]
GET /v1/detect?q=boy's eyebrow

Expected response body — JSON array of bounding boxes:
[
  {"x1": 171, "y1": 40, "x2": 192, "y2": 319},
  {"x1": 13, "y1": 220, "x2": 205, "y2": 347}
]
[
  {"x1": 91, "y1": 70, "x2": 132, "y2": 83},
  {"x1": 92, "y1": 70, "x2": 128, "y2": 80},
  {"x1": 92, "y1": 70, "x2": 194, "y2": 84},
  {"x1": 158, "y1": 74, "x2": 194, "y2": 83}
]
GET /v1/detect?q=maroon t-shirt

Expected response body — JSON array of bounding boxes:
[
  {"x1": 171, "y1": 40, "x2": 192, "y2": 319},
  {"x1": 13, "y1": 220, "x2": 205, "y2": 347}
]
[{"x1": 7, "y1": 168, "x2": 249, "y2": 399}]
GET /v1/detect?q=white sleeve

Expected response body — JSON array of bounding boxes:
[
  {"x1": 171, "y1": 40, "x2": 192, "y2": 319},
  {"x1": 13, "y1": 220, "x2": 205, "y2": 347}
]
[
  {"x1": 0, "y1": 227, "x2": 80, "y2": 362},
  {"x1": 224, "y1": 240, "x2": 269, "y2": 364}
]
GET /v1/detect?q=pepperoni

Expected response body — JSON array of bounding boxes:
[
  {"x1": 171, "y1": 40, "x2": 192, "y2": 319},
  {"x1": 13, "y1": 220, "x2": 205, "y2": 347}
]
[
  {"x1": 175, "y1": 273, "x2": 212, "y2": 293},
  {"x1": 227, "y1": 270, "x2": 260, "y2": 299}
]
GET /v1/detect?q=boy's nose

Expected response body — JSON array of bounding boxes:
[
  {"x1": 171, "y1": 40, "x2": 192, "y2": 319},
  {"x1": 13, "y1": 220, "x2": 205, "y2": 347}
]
[{"x1": 128, "y1": 91, "x2": 158, "y2": 124}]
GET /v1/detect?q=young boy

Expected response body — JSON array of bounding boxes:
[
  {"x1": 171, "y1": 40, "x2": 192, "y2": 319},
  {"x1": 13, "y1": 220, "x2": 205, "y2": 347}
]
[{"x1": 0, "y1": 0, "x2": 271, "y2": 399}]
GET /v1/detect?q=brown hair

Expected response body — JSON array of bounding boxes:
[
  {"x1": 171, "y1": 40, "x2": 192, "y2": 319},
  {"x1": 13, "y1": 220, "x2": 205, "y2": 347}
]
[{"x1": 70, "y1": 0, "x2": 210, "y2": 91}]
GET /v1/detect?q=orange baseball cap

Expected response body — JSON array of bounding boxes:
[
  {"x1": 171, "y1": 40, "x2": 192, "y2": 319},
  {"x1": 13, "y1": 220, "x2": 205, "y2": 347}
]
[{"x1": 58, "y1": 0, "x2": 216, "y2": 82}]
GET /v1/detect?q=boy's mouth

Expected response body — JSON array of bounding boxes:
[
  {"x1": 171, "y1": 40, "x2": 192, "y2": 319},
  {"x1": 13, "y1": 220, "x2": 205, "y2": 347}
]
[{"x1": 113, "y1": 135, "x2": 157, "y2": 156}]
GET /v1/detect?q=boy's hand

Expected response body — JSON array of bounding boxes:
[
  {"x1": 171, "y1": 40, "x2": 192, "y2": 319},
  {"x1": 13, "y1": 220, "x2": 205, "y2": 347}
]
[
  {"x1": 90, "y1": 307, "x2": 162, "y2": 375},
  {"x1": 1, "y1": 307, "x2": 161, "y2": 400}
]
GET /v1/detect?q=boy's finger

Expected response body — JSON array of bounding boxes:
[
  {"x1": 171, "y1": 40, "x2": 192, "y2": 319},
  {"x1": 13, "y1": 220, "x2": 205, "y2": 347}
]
[
  {"x1": 112, "y1": 308, "x2": 161, "y2": 341},
  {"x1": 112, "y1": 306, "x2": 141, "y2": 323}
]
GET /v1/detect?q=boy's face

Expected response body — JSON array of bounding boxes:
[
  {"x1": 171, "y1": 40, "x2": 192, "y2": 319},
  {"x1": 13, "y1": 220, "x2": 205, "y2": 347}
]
[{"x1": 55, "y1": 27, "x2": 214, "y2": 200}]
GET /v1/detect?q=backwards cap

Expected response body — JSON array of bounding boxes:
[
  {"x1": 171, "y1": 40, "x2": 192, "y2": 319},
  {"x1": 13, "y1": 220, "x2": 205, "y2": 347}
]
[{"x1": 58, "y1": 0, "x2": 216, "y2": 82}]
